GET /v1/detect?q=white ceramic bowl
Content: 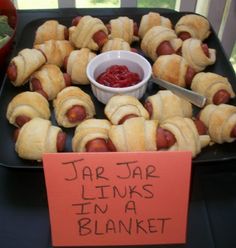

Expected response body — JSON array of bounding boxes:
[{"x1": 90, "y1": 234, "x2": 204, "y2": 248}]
[{"x1": 86, "y1": 50, "x2": 152, "y2": 104}]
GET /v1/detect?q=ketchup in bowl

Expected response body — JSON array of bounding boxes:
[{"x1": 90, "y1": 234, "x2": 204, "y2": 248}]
[{"x1": 96, "y1": 65, "x2": 141, "y2": 88}]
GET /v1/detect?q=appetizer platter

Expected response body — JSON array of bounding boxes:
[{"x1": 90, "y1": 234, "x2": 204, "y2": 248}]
[{"x1": 0, "y1": 8, "x2": 236, "y2": 168}]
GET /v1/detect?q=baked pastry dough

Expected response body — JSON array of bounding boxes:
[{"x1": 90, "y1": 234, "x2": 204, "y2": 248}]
[
  {"x1": 181, "y1": 38, "x2": 216, "y2": 72},
  {"x1": 30, "y1": 64, "x2": 69, "y2": 100},
  {"x1": 15, "y1": 118, "x2": 63, "y2": 161},
  {"x1": 199, "y1": 104, "x2": 236, "y2": 144},
  {"x1": 66, "y1": 48, "x2": 96, "y2": 85},
  {"x1": 138, "y1": 12, "x2": 172, "y2": 39},
  {"x1": 72, "y1": 119, "x2": 111, "y2": 152},
  {"x1": 53, "y1": 86, "x2": 96, "y2": 128},
  {"x1": 102, "y1": 38, "x2": 131, "y2": 52},
  {"x1": 34, "y1": 20, "x2": 68, "y2": 45},
  {"x1": 108, "y1": 117, "x2": 158, "y2": 151},
  {"x1": 141, "y1": 26, "x2": 182, "y2": 61},
  {"x1": 104, "y1": 95, "x2": 149, "y2": 124},
  {"x1": 175, "y1": 14, "x2": 211, "y2": 41},
  {"x1": 8, "y1": 48, "x2": 46, "y2": 86},
  {"x1": 145, "y1": 90, "x2": 192, "y2": 122},
  {"x1": 6, "y1": 91, "x2": 50, "y2": 127},
  {"x1": 191, "y1": 72, "x2": 235, "y2": 104},
  {"x1": 160, "y1": 116, "x2": 210, "y2": 157},
  {"x1": 69, "y1": 15, "x2": 108, "y2": 51},
  {"x1": 108, "y1": 16, "x2": 139, "y2": 44},
  {"x1": 152, "y1": 54, "x2": 189, "y2": 88},
  {"x1": 34, "y1": 40, "x2": 74, "y2": 67}
]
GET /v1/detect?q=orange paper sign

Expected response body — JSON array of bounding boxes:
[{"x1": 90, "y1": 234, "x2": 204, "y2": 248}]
[{"x1": 43, "y1": 151, "x2": 192, "y2": 247}]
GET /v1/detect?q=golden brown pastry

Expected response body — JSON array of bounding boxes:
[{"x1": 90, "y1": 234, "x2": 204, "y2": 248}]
[
  {"x1": 152, "y1": 54, "x2": 194, "y2": 88},
  {"x1": 138, "y1": 12, "x2": 172, "y2": 39},
  {"x1": 34, "y1": 40, "x2": 74, "y2": 67},
  {"x1": 65, "y1": 48, "x2": 96, "y2": 85},
  {"x1": 141, "y1": 26, "x2": 182, "y2": 61},
  {"x1": 6, "y1": 91, "x2": 50, "y2": 127},
  {"x1": 108, "y1": 16, "x2": 139, "y2": 44},
  {"x1": 191, "y1": 72, "x2": 235, "y2": 105},
  {"x1": 15, "y1": 118, "x2": 66, "y2": 161},
  {"x1": 175, "y1": 14, "x2": 211, "y2": 41},
  {"x1": 53, "y1": 86, "x2": 96, "y2": 128},
  {"x1": 69, "y1": 15, "x2": 108, "y2": 51},
  {"x1": 108, "y1": 117, "x2": 158, "y2": 152},
  {"x1": 34, "y1": 20, "x2": 68, "y2": 45},
  {"x1": 144, "y1": 90, "x2": 192, "y2": 122},
  {"x1": 181, "y1": 38, "x2": 216, "y2": 72},
  {"x1": 72, "y1": 119, "x2": 111, "y2": 152},
  {"x1": 30, "y1": 64, "x2": 71, "y2": 100},
  {"x1": 7, "y1": 48, "x2": 46, "y2": 87},
  {"x1": 104, "y1": 95, "x2": 149, "y2": 124},
  {"x1": 199, "y1": 104, "x2": 236, "y2": 144},
  {"x1": 160, "y1": 116, "x2": 210, "y2": 157},
  {"x1": 102, "y1": 38, "x2": 131, "y2": 52}
]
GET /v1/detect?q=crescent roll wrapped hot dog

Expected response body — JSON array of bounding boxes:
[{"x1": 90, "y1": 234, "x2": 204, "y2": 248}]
[
  {"x1": 141, "y1": 26, "x2": 182, "y2": 61},
  {"x1": 6, "y1": 91, "x2": 50, "y2": 127},
  {"x1": 108, "y1": 117, "x2": 159, "y2": 152},
  {"x1": 104, "y1": 95, "x2": 149, "y2": 125},
  {"x1": 14, "y1": 118, "x2": 67, "y2": 161},
  {"x1": 72, "y1": 119, "x2": 112, "y2": 152},
  {"x1": 34, "y1": 40, "x2": 74, "y2": 67},
  {"x1": 64, "y1": 48, "x2": 96, "y2": 85},
  {"x1": 107, "y1": 16, "x2": 139, "y2": 45},
  {"x1": 191, "y1": 72, "x2": 235, "y2": 105},
  {"x1": 7, "y1": 48, "x2": 46, "y2": 87},
  {"x1": 159, "y1": 116, "x2": 210, "y2": 157},
  {"x1": 175, "y1": 14, "x2": 211, "y2": 41},
  {"x1": 53, "y1": 86, "x2": 96, "y2": 128},
  {"x1": 69, "y1": 15, "x2": 108, "y2": 51},
  {"x1": 138, "y1": 12, "x2": 172, "y2": 39},
  {"x1": 144, "y1": 90, "x2": 192, "y2": 122},
  {"x1": 102, "y1": 38, "x2": 132, "y2": 52},
  {"x1": 198, "y1": 104, "x2": 236, "y2": 144},
  {"x1": 34, "y1": 20, "x2": 68, "y2": 45},
  {"x1": 152, "y1": 54, "x2": 196, "y2": 88},
  {"x1": 181, "y1": 38, "x2": 216, "y2": 72},
  {"x1": 30, "y1": 64, "x2": 71, "y2": 100}
]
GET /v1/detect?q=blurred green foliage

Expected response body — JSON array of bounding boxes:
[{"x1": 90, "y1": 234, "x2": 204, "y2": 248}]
[{"x1": 138, "y1": 0, "x2": 176, "y2": 9}]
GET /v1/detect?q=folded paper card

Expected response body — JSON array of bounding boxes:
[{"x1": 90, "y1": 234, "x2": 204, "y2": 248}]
[{"x1": 43, "y1": 151, "x2": 192, "y2": 247}]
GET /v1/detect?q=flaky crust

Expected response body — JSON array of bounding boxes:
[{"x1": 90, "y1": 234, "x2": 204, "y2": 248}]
[
  {"x1": 175, "y1": 14, "x2": 210, "y2": 41},
  {"x1": 53, "y1": 86, "x2": 96, "y2": 128},
  {"x1": 138, "y1": 12, "x2": 172, "y2": 39},
  {"x1": 30, "y1": 64, "x2": 67, "y2": 100},
  {"x1": 199, "y1": 104, "x2": 236, "y2": 144},
  {"x1": 72, "y1": 119, "x2": 111, "y2": 152},
  {"x1": 15, "y1": 118, "x2": 61, "y2": 161},
  {"x1": 141, "y1": 26, "x2": 182, "y2": 61},
  {"x1": 34, "y1": 20, "x2": 67, "y2": 45},
  {"x1": 6, "y1": 91, "x2": 50, "y2": 127},
  {"x1": 34, "y1": 40, "x2": 74, "y2": 67},
  {"x1": 104, "y1": 95, "x2": 149, "y2": 124},
  {"x1": 160, "y1": 116, "x2": 210, "y2": 157},
  {"x1": 191, "y1": 72, "x2": 235, "y2": 104},
  {"x1": 108, "y1": 117, "x2": 158, "y2": 151},
  {"x1": 152, "y1": 54, "x2": 188, "y2": 88},
  {"x1": 66, "y1": 48, "x2": 96, "y2": 85},
  {"x1": 102, "y1": 38, "x2": 131, "y2": 52},
  {"x1": 10, "y1": 48, "x2": 46, "y2": 86},
  {"x1": 181, "y1": 38, "x2": 216, "y2": 72},
  {"x1": 69, "y1": 15, "x2": 108, "y2": 51},
  {"x1": 146, "y1": 90, "x2": 192, "y2": 122},
  {"x1": 109, "y1": 16, "x2": 139, "y2": 44}
]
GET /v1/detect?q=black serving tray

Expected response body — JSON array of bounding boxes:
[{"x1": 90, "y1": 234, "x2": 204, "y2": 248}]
[{"x1": 0, "y1": 8, "x2": 236, "y2": 168}]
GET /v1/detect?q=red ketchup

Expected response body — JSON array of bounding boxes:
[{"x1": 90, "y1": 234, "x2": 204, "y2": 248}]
[{"x1": 96, "y1": 65, "x2": 141, "y2": 88}]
